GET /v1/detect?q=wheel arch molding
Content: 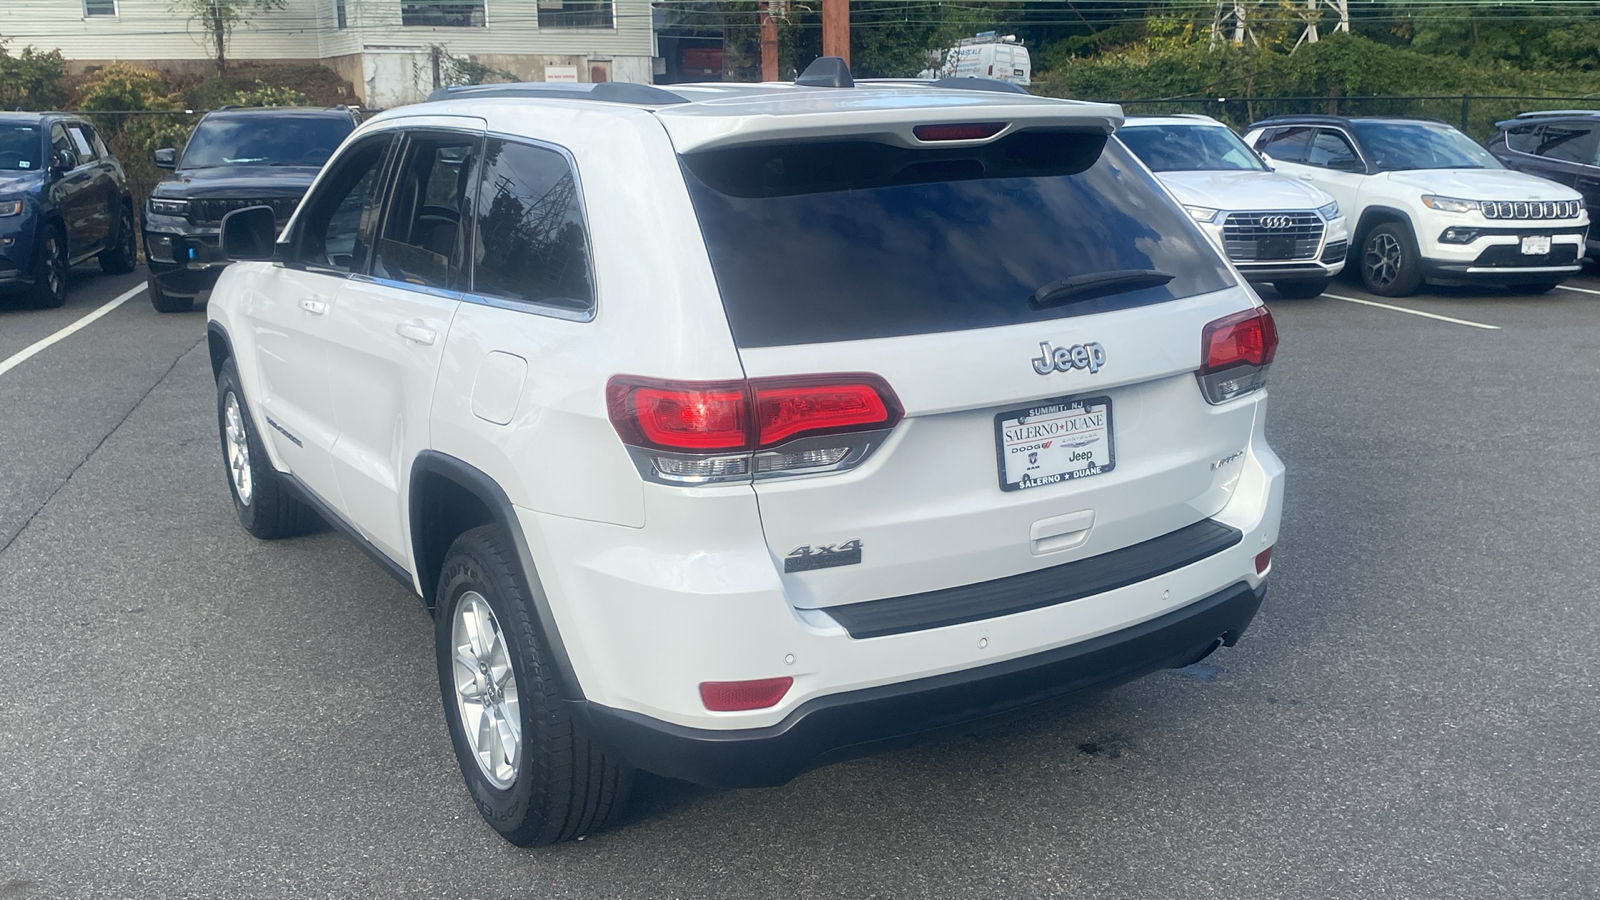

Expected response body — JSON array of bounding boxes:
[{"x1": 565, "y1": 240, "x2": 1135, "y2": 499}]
[
  {"x1": 409, "y1": 450, "x2": 586, "y2": 701},
  {"x1": 206, "y1": 321, "x2": 234, "y2": 380},
  {"x1": 1353, "y1": 205, "x2": 1417, "y2": 246}
]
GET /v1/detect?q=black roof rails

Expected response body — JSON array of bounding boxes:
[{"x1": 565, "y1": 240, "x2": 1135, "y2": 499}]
[
  {"x1": 928, "y1": 76, "x2": 1028, "y2": 95},
  {"x1": 796, "y1": 57, "x2": 853, "y2": 89},
  {"x1": 426, "y1": 81, "x2": 689, "y2": 105}
]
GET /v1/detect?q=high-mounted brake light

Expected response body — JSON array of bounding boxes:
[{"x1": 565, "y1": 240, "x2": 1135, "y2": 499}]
[
  {"x1": 913, "y1": 122, "x2": 1006, "y2": 142},
  {"x1": 700, "y1": 677, "x2": 793, "y2": 712},
  {"x1": 607, "y1": 374, "x2": 903, "y2": 484},
  {"x1": 1196, "y1": 307, "x2": 1278, "y2": 404}
]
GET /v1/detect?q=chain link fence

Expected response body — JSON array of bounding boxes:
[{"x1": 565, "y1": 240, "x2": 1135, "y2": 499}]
[{"x1": 1106, "y1": 95, "x2": 1599, "y2": 141}]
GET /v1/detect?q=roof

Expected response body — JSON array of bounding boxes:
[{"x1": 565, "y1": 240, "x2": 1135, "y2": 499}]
[
  {"x1": 1247, "y1": 114, "x2": 1453, "y2": 130},
  {"x1": 0, "y1": 111, "x2": 81, "y2": 124},
  {"x1": 201, "y1": 106, "x2": 356, "y2": 118},
  {"x1": 416, "y1": 65, "x2": 1121, "y2": 155},
  {"x1": 1121, "y1": 114, "x2": 1229, "y2": 128}
]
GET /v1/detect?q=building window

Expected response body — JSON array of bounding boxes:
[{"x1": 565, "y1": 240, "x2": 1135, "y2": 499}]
[
  {"x1": 401, "y1": 1, "x2": 486, "y2": 27},
  {"x1": 84, "y1": 0, "x2": 117, "y2": 17},
  {"x1": 335, "y1": 0, "x2": 347, "y2": 28},
  {"x1": 539, "y1": 0, "x2": 613, "y2": 29}
]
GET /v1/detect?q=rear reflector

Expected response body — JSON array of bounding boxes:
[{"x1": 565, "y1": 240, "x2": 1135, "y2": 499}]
[
  {"x1": 913, "y1": 122, "x2": 1006, "y2": 142},
  {"x1": 700, "y1": 677, "x2": 793, "y2": 711},
  {"x1": 1255, "y1": 546, "x2": 1273, "y2": 575}
]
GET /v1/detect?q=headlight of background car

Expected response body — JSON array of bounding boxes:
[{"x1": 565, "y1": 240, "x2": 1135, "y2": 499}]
[
  {"x1": 1316, "y1": 200, "x2": 1341, "y2": 220},
  {"x1": 1185, "y1": 205, "x2": 1222, "y2": 224},
  {"x1": 0, "y1": 200, "x2": 23, "y2": 217},
  {"x1": 1421, "y1": 195, "x2": 1479, "y2": 214},
  {"x1": 149, "y1": 197, "x2": 188, "y2": 216}
]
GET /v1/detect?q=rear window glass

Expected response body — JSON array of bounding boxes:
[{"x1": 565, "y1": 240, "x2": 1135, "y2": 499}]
[{"x1": 681, "y1": 131, "x2": 1235, "y2": 348}]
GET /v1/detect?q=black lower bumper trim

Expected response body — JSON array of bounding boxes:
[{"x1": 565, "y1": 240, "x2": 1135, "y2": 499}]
[
  {"x1": 579, "y1": 581, "x2": 1265, "y2": 788},
  {"x1": 823, "y1": 518, "x2": 1242, "y2": 639}
]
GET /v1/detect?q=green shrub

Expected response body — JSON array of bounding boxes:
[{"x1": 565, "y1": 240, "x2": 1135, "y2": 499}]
[{"x1": 0, "y1": 40, "x2": 68, "y2": 110}]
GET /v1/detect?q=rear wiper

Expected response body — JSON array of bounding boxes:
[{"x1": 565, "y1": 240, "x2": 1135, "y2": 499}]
[{"x1": 1027, "y1": 269, "x2": 1174, "y2": 309}]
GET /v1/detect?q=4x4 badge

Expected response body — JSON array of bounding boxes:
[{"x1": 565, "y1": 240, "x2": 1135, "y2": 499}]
[
  {"x1": 785, "y1": 539, "x2": 863, "y2": 573},
  {"x1": 1031, "y1": 341, "x2": 1106, "y2": 376}
]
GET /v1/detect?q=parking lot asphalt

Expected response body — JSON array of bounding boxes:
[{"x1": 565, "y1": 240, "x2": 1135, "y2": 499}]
[{"x1": 2, "y1": 265, "x2": 1599, "y2": 899}]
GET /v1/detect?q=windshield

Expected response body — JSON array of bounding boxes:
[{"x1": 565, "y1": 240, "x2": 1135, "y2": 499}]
[
  {"x1": 1118, "y1": 124, "x2": 1266, "y2": 173},
  {"x1": 1350, "y1": 121, "x2": 1504, "y2": 171},
  {"x1": 0, "y1": 124, "x2": 41, "y2": 172},
  {"x1": 180, "y1": 115, "x2": 353, "y2": 169},
  {"x1": 682, "y1": 132, "x2": 1235, "y2": 348}
]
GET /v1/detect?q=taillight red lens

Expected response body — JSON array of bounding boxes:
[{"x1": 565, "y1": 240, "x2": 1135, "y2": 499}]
[
  {"x1": 700, "y1": 677, "x2": 793, "y2": 711},
  {"x1": 607, "y1": 379, "x2": 749, "y2": 451},
  {"x1": 753, "y1": 377, "x2": 899, "y2": 446},
  {"x1": 913, "y1": 122, "x2": 1006, "y2": 142},
  {"x1": 1201, "y1": 307, "x2": 1279, "y2": 373},
  {"x1": 1255, "y1": 546, "x2": 1273, "y2": 575},
  {"x1": 607, "y1": 375, "x2": 901, "y2": 452}
]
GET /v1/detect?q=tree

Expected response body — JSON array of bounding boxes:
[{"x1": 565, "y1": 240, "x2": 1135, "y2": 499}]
[
  {"x1": 168, "y1": 0, "x2": 288, "y2": 75},
  {"x1": 0, "y1": 40, "x2": 68, "y2": 110}
]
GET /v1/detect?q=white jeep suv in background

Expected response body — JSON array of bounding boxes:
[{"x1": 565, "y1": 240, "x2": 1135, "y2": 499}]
[
  {"x1": 1244, "y1": 115, "x2": 1590, "y2": 296},
  {"x1": 1120, "y1": 115, "x2": 1348, "y2": 299},
  {"x1": 205, "y1": 64, "x2": 1285, "y2": 846}
]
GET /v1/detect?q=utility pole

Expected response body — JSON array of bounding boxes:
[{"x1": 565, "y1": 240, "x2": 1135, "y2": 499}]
[
  {"x1": 822, "y1": 0, "x2": 849, "y2": 65},
  {"x1": 760, "y1": 1, "x2": 779, "y2": 81}
]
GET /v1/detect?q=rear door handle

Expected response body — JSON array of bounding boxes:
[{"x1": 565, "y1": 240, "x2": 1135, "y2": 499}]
[
  {"x1": 299, "y1": 298, "x2": 327, "y2": 315},
  {"x1": 396, "y1": 322, "x2": 437, "y2": 346}
]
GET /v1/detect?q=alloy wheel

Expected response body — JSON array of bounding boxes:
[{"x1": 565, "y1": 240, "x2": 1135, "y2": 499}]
[
  {"x1": 43, "y1": 234, "x2": 66, "y2": 302},
  {"x1": 451, "y1": 591, "x2": 523, "y2": 790},
  {"x1": 1363, "y1": 232, "x2": 1403, "y2": 289},
  {"x1": 223, "y1": 391, "x2": 253, "y2": 506}
]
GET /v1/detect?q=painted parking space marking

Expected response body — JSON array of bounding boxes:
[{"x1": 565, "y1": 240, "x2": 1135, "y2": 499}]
[
  {"x1": 0, "y1": 284, "x2": 148, "y2": 378},
  {"x1": 1322, "y1": 293, "x2": 1501, "y2": 331},
  {"x1": 1556, "y1": 283, "x2": 1600, "y2": 296}
]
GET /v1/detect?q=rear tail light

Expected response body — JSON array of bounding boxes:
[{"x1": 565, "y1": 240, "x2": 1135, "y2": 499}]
[
  {"x1": 607, "y1": 374, "x2": 903, "y2": 485},
  {"x1": 1255, "y1": 546, "x2": 1273, "y2": 575},
  {"x1": 1196, "y1": 306, "x2": 1278, "y2": 404},
  {"x1": 700, "y1": 677, "x2": 793, "y2": 712}
]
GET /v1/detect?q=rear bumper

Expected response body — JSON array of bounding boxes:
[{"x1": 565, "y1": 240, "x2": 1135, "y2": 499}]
[{"x1": 580, "y1": 580, "x2": 1264, "y2": 788}]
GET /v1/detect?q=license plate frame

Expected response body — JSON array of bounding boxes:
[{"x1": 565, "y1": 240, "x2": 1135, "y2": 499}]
[
  {"x1": 1520, "y1": 234, "x2": 1553, "y2": 256},
  {"x1": 994, "y1": 395, "x2": 1115, "y2": 492},
  {"x1": 1256, "y1": 235, "x2": 1298, "y2": 260}
]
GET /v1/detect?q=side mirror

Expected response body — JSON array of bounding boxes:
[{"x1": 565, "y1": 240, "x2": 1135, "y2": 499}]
[
  {"x1": 153, "y1": 148, "x2": 177, "y2": 169},
  {"x1": 1256, "y1": 150, "x2": 1275, "y2": 171},
  {"x1": 220, "y1": 206, "x2": 279, "y2": 262},
  {"x1": 51, "y1": 149, "x2": 78, "y2": 176}
]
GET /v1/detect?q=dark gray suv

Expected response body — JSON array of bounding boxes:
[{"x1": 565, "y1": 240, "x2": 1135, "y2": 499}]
[{"x1": 1488, "y1": 111, "x2": 1600, "y2": 258}]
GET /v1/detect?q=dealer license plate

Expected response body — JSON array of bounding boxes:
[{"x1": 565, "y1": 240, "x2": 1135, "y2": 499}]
[
  {"x1": 995, "y1": 397, "x2": 1114, "y2": 492},
  {"x1": 1521, "y1": 234, "x2": 1552, "y2": 255}
]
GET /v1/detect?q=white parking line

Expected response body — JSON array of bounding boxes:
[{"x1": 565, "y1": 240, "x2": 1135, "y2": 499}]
[
  {"x1": 1557, "y1": 284, "x2": 1600, "y2": 296},
  {"x1": 0, "y1": 283, "x2": 148, "y2": 378},
  {"x1": 1323, "y1": 293, "x2": 1501, "y2": 331}
]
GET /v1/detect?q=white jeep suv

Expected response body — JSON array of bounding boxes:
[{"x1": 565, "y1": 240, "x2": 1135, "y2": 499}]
[
  {"x1": 206, "y1": 63, "x2": 1285, "y2": 846},
  {"x1": 1244, "y1": 115, "x2": 1589, "y2": 296},
  {"x1": 1120, "y1": 115, "x2": 1348, "y2": 299}
]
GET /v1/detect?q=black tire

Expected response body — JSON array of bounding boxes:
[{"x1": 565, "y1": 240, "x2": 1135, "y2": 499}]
[
  {"x1": 99, "y1": 203, "x2": 139, "y2": 274},
  {"x1": 1359, "y1": 222, "x2": 1425, "y2": 297},
  {"x1": 27, "y1": 227, "x2": 68, "y2": 309},
  {"x1": 215, "y1": 358, "x2": 317, "y2": 539},
  {"x1": 148, "y1": 275, "x2": 192, "y2": 313},
  {"x1": 435, "y1": 524, "x2": 633, "y2": 846},
  {"x1": 1508, "y1": 280, "x2": 1560, "y2": 295},
  {"x1": 1272, "y1": 278, "x2": 1332, "y2": 299}
]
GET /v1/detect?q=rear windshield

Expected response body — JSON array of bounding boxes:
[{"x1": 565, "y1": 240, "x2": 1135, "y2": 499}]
[
  {"x1": 180, "y1": 115, "x2": 353, "y2": 169},
  {"x1": 681, "y1": 131, "x2": 1235, "y2": 348},
  {"x1": 0, "y1": 125, "x2": 40, "y2": 171}
]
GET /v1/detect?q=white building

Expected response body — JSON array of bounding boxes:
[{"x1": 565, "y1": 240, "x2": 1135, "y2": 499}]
[{"x1": 0, "y1": 0, "x2": 655, "y2": 108}]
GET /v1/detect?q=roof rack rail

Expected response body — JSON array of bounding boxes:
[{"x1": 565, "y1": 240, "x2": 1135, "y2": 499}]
[
  {"x1": 426, "y1": 81, "x2": 689, "y2": 106},
  {"x1": 795, "y1": 56, "x2": 853, "y2": 89},
  {"x1": 1514, "y1": 109, "x2": 1599, "y2": 119},
  {"x1": 927, "y1": 76, "x2": 1028, "y2": 95}
]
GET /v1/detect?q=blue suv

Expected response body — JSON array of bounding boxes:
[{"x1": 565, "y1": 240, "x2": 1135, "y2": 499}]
[{"x1": 0, "y1": 112, "x2": 138, "y2": 308}]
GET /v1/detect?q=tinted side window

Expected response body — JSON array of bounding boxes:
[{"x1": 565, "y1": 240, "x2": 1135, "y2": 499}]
[
  {"x1": 66, "y1": 125, "x2": 99, "y2": 162},
  {"x1": 1258, "y1": 126, "x2": 1314, "y2": 163},
  {"x1": 85, "y1": 125, "x2": 111, "y2": 163},
  {"x1": 374, "y1": 132, "x2": 480, "y2": 291},
  {"x1": 290, "y1": 134, "x2": 391, "y2": 274},
  {"x1": 470, "y1": 138, "x2": 594, "y2": 313},
  {"x1": 1504, "y1": 126, "x2": 1539, "y2": 154},
  {"x1": 1307, "y1": 130, "x2": 1360, "y2": 170},
  {"x1": 50, "y1": 125, "x2": 74, "y2": 160},
  {"x1": 1536, "y1": 124, "x2": 1598, "y2": 165}
]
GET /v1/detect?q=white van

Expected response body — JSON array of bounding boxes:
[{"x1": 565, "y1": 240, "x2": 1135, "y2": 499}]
[{"x1": 949, "y1": 33, "x2": 1031, "y2": 86}]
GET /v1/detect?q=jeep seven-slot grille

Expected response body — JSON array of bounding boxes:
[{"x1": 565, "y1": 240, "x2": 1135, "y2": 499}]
[
  {"x1": 1480, "y1": 200, "x2": 1581, "y2": 220},
  {"x1": 188, "y1": 196, "x2": 301, "y2": 227},
  {"x1": 1222, "y1": 211, "x2": 1325, "y2": 262}
]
